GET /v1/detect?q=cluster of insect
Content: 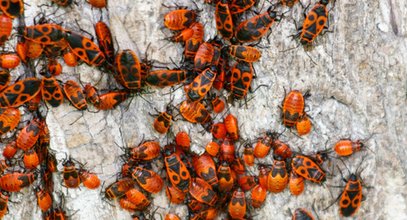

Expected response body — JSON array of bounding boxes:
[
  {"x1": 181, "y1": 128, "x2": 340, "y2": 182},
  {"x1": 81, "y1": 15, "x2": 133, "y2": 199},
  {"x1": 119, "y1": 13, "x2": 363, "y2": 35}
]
[{"x1": 0, "y1": 0, "x2": 370, "y2": 219}]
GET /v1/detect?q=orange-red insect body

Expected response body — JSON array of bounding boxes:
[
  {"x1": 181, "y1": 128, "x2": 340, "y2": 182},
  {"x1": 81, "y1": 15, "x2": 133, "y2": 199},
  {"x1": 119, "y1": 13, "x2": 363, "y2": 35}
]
[
  {"x1": 334, "y1": 139, "x2": 364, "y2": 157},
  {"x1": 228, "y1": 188, "x2": 246, "y2": 219},
  {"x1": 0, "y1": 78, "x2": 42, "y2": 107},
  {"x1": 115, "y1": 50, "x2": 141, "y2": 91},
  {"x1": 164, "y1": 9, "x2": 197, "y2": 31},
  {"x1": 65, "y1": 31, "x2": 106, "y2": 66},
  {"x1": 131, "y1": 167, "x2": 163, "y2": 194},
  {"x1": 235, "y1": 7, "x2": 278, "y2": 43},
  {"x1": 300, "y1": 0, "x2": 329, "y2": 45},
  {"x1": 224, "y1": 113, "x2": 239, "y2": 140},
  {"x1": 267, "y1": 159, "x2": 288, "y2": 193},
  {"x1": 16, "y1": 118, "x2": 41, "y2": 151},
  {"x1": 228, "y1": 45, "x2": 261, "y2": 62},
  {"x1": 187, "y1": 67, "x2": 217, "y2": 102},
  {"x1": 0, "y1": 172, "x2": 35, "y2": 192},
  {"x1": 291, "y1": 155, "x2": 326, "y2": 183},
  {"x1": 215, "y1": 0, "x2": 233, "y2": 40},
  {"x1": 95, "y1": 21, "x2": 115, "y2": 63},
  {"x1": 63, "y1": 80, "x2": 87, "y2": 110},
  {"x1": 164, "y1": 150, "x2": 191, "y2": 192},
  {"x1": 282, "y1": 90, "x2": 306, "y2": 127},
  {"x1": 189, "y1": 178, "x2": 218, "y2": 206},
  {"x1": 0, "y1": 107, "x2": 20, "y2": 134},
  {"x1": 192, "y1": 153, "x2": 218, "y2": 187}
]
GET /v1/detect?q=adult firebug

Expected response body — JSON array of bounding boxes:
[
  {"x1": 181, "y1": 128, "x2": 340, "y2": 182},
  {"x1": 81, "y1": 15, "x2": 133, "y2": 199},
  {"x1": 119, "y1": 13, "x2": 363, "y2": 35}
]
[
  {"x1": 235, "y1": 7, "x2": 279, "y2": 43},
  {"x1": 215, "y1": 0, "x2": 233, "y2": 40}
]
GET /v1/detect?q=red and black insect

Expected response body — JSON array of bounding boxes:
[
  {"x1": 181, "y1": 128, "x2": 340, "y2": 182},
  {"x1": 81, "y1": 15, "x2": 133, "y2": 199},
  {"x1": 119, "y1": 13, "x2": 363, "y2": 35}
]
[
  {"x1": 210, "y1": 94, "x2": 225, "y2": 113},
  {"x1": 210, "y1": 122, "x2": 227, "y2": 140},
  {"x1": 235, "y1": 7, "x2": 279, "y2": 43},
  {"x1": 179, "y1": 100, "x2": 212, "y2": 125},
  {"x1": 25, "y1": 40, "x2": 44, "y2": 59},
  {"x1": 65, "y1": 31, "x2": 106, "y2": 66},
  {"x1": 187, "y1": 66, "x2": 217, "y2": 102},
  {"x1": 296, "y1": 115, "x2": 312, "y2": 135},
  {"x1": 289, "y1": 171, "x2": 305, "y2": 196},
  {"x1": 228, "y1": 0, "x2": 256, "y2": 14},
  {"x1": 229, "y1": 61, "x2": 253, "y2": 100},
  {"x1": 164, "y1": 9, "x2": 197, "y2": 31},
  {"x1": 228, "y1": 188, "x2": 246, "y2": 219},
  {"x1": 114, "y1": 49, "x2": 141, "y2": 91},
  {"x1": 215, "y1": 0, "x2": 233, "y2": 40},
  {"x1": 254, "y1": 131, "x2": 274, "y2": 158},
  {"x1": 130, "y1": 141, "x2": 161, "y2": 161},
  {"x1": 194, "y1": 41, "x2": 221, "y2": 72},
  {"x1": 166, "y1": 185, "x2": 186, "y2": 204},
  {"x1": 205, "y1": 141, "x2": 220, "y2": 157},
  {"x1": 3, "y1": 141, "x2": 17, "y2": 159},
  {"x1": 282, "y1": 90, "x2": 307, "y2": 127},
  {"x1": 189, "y1": 178, "x2": 218, "y2": 206},
  {"x1": 0, "y1": 0, "x2": 24, "y2": 18},
  {"x1": 220, "y1": 138, "x2": 235, "y2": 162},
  {"x1": 224, "y1": 113, "x2": 239, "y2": 140},
  {"x1": 0, "y1": 107, "x2": 20, "y2": 134},
  {"x1": 125, "y1": 188, "x2": 151, "y2": 210},
  {"x1": 0, "y1": 53, "x2": 20, "y2": 69},
  {"x1": 184, "y1": 22, "x2": 204, "y2": 60},
  {"x1": 146, "y1": 69, "x2": 191, "y2": 88},
  {"x1": 0, "y1": 78, "x2": 41, "y2": 108},
  {"x1": 103, "y1": 178, "x2": 135, "y2": 200},
  {"x1": 251, "y1": 184, "x2": 267, "y2": 208},
  {"x1": 298, "y1": 0, "x2": 330, "y2": 45},
  {"x1": 24, "y1": 24, "x2": 66, "y2": 45},
  {"x1": 63, "y1": 48, "x2": 78, "y2": 67},
  {"x1": 272, "y1": 139, "x2": 292, "y2": 160},
  {"x1": 192, "y1": 153, "x2": 218, "y2": 188},
  {"x1": 0, "y1": 171, "x2": 36, "y2": 192},
  {"x1": 131, "y1": 167, "x2": 163, "y2": 194},
  {"x1": 41, "y1": 71, "x2": 64, "y2": 107},
  {"x1": 175, "y1": 131, "x2": 190, "y2": 152},
  {"x1": 291, "y1": 155, "x2": 326, "y2": 183},
  {"x1": 94, "y1": 90, "x2": 129, "y2": 110},
  {"x1": 227, "y1": 45, "x2": 261, "y2": 62},
  {"x1": 243, "y1": 143, "x2": 254, "y2": 166},
  {"x1": 151, "y1": 104, "x2": 174, "y2": 134},
  {"x1": 62, "y1": 157, "x2": 80, "y2": 188},
  {"x1": 237, "y1": 174, "x2": 257, "y2": 191},
  {"x1": 35, "y1": 187, "x2": 53, "y2": 212},
  {"x1": 95, "y1": 21, "x2": 115, "y2": 63},
  {"x1": 334, "y1": 139, "x2": 365, "y2": 157},
  {"x1": 217, "y1": 161, "x2": 234, "y2": 192},
  {"x1": 267, "y1": 158, "x2": 288, "y2": 193},
  {"x1": 16, "y1": 118, "x2": 41, "y2": 151},
  {"x1": 63, "y1": 80, "x2": 87, "y2": 110},
  {"x1": 23, "y1": 148, "x2": 40, "y2": 169},
  {"x1": 258, "y1": 164, "x2": 269, "y2": 189},
  {"x1": 164, "y1": 146, "x2": 191, "y2": 192},
  {"x1": 47, "y1": 58, "x2": 62, "y2": 76}
]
